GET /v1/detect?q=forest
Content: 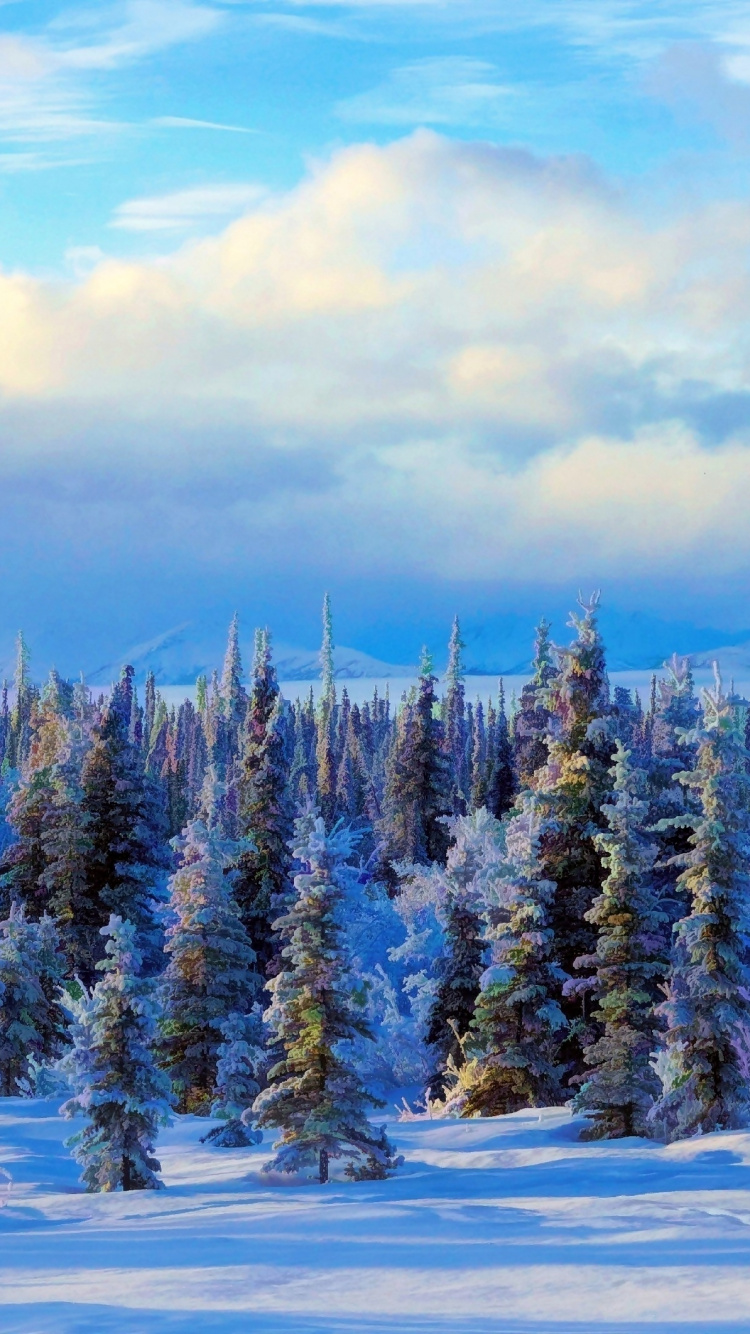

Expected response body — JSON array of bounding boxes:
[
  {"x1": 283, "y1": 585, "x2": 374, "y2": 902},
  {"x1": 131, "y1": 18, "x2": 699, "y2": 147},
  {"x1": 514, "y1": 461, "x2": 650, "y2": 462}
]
[{"x1": 1, "y1": 590, "x2": 748, "y2": 1189}]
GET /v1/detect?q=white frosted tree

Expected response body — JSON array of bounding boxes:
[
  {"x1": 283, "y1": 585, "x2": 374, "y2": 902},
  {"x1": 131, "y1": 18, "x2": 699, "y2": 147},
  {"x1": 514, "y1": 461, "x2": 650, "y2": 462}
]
[
  {"x1": 0, "y1": 904, "x2": 66, "y2": 1095},
  {"x1": 461, "y1": 793, "x2": 568, "y2": 1118},
  {"x1": 253, "y1": 810, "x2": 401, "y2": 1183},
  {"x1": 201, "y1": 1009, "x2": 266, "y2": 1148},
  {"x1": 160, "y1": 770, "x2": 260, "y2": 1112},
  {"x1": 652, "y1": 671, "x2": 750, "y2": 1141},
  {"x1": 572, "y1": 741, "x2": 666, "y2": 1138},
  {"x1": 62, "y1": 916, "x2": 174, "y2": 1191}
]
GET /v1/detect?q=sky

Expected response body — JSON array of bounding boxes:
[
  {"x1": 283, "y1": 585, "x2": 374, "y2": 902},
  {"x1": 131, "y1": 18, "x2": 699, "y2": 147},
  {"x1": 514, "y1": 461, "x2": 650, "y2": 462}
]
[{"x1": 3, "y1": 0, "x2": 750, "y2": 674}]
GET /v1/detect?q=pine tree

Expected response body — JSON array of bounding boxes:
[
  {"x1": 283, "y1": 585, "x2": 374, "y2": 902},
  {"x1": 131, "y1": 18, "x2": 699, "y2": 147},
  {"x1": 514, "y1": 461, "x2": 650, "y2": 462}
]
[
  {"x1": 254, "y1": 811, "x2": 401, "y2": 1183},
  {"x1": 378, "y1": 649, "x2": 451, "y2": 882},
  {"x1": 513, "y1": 619, "x2": 555, "y2": 788},
  {"x1": 470, "y1": 700, "x2": 487, "y2": 811},
  {"x1": 316, "y1": 595, "x2": 338, "y2": 825},
  {"x1": 160, "y1": 771, "x2": 260, "y2": 1113},
  {"x1": 532, "y1": 596, "x2": 613, "y2": 1067},
  {"x1": 201, "y1": 1010, "x2": 265, "y2": 1147},
  {"x1": 62, "y1": 915, "x2": 174, "y2": 1191},
  {"x1": 486, "y1": 681, "x2": 516, "y2": 820},
  {"x1": 652, "y1": 672, "x2": 750, "y2": 1141},
  {"x1": 235, "y1": 630, "x2": 294, "y2": 976},
  {"x1": 76, "y1": 667, "x2": 168, "y2": 981},
  {"x1": 220, "y1": 613, "x2": 247, "y2": 733},
  {"x1": 572, "y1": 742, "x2": 666, "y2": 1139},
  {"x1": 462, "y1": 793, "x2": 567, "y2": 1117},
  {"x1": 0, "y1": 904, "x2": 66, "y2": 1095},
  {"x1": 443, "y1": 617, "x2": 468, "y2": 814}
]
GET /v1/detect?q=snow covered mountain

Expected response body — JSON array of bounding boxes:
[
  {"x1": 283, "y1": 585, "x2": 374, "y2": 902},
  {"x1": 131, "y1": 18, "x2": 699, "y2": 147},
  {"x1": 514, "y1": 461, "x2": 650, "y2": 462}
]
[{"x1": 84, "y1": 622, "x2": 415, "y2": 686}]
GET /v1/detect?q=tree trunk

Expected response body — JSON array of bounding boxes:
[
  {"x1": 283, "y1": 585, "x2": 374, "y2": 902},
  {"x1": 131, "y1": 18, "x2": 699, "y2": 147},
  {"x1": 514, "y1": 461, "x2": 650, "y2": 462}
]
[
  {"x1": 319, "y1": 1148, "x2": 329, "y2": 1184},
  {"x1": 123, "y1": 1154, "x2": 132, "y2": 1192}
]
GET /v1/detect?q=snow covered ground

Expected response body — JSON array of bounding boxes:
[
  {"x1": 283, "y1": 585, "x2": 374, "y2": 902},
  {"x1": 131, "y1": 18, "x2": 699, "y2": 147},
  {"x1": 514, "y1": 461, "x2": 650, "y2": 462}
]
[{"x1": 3, "y1": 1102, "x2": 750, "y2": 1333}]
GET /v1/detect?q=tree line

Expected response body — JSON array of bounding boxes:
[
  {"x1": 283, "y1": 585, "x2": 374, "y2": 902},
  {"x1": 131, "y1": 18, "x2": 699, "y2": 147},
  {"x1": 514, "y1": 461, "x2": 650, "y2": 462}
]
[{"x1": 1, "y1": 592, "x2": 749, "y2": 1189}]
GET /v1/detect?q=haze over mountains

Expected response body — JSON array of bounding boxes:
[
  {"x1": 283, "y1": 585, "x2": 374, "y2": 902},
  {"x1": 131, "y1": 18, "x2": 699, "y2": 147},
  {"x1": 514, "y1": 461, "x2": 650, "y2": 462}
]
[{"x1": 4, "y1": 610, "x2": 744, "y2": 688}]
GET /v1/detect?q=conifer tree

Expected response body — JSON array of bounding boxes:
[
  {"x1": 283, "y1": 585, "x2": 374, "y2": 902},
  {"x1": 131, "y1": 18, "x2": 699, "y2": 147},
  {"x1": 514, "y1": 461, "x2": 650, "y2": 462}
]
[
  {"x1": 532, "y1": 596, "x2": 613, "y2": 1045},
  {"x1": 254, "y1": 811, "x2": 401, "y2": 1183},
  {"x1": 470, "y1": 700, "x2": 487, "y2": 811},
  {"x1": 462, "y1": 793, "x2": 567, "y2": 1117},
  {"x1": 63, "y1": 915, "x2": 174, "y2": 1191},
  {"x1": 76, "y1": 667, "x2": 168, "y2": 980},
  {"x1": 648, "y1": 655, "x2": 699, "y2": 925},
  {"x1": 0, "y1": 904, "x2": 66, "y2": 1095},
  {"x1": 513, "y1": 619, "x2": 556, "y2": 787},
  {"x1": 443, "y1": 617, "x2": 468, "y2": 814},
  {"x1": 316, "y1": 594, "x2": 337, "y2": 824},
  {"x1": 235, "y1": 630, "x2": 294, "y2": 975},
  {"x1": 202, "y1": 1010, "x2": 265, "y2": 1147},
  {"x1": 220, "y1": 613, "x2": 247, "y2": 733},
  {"x1": 378, "y1": 649, "x2": 451, "y2": 882},
  {"x1": 572, "y1": 742, "x2": 666, "y2": 1138},
  {"x1": 653, "y1": 672, "x2": 750, "y2": 1141},
  {"x1": 160, "y1": 771, "x2": 259, "y2": 1112},
  {"x1": 486, "y1": 681, "x2": 516, "y2": 820}
]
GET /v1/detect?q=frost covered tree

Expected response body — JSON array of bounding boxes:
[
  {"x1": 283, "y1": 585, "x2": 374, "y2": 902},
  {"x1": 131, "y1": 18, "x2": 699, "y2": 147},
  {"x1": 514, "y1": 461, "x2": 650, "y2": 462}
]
[
  {"x1": 63, "y1": 916, "x2": 174, "y2": 1191},
  {"x1": 316, "y1": 594, "x2": 337, "y2": 824},
  {"x1": 486, "y1": 681, "x2": 516, "y2": 820},
  {"x1": 0, "y1": 904, "x2": 66, "y2": 1095},
  {"x1": 571, "y1": 742, "x2": 666, "y2": 1139},
  {"x1": 378, "y1": 649, "x2": 451, "y2": 883},
  {"x1": 462, "y1": 794, "x2": 567, "y2": 1118},
  {"x1": 235, "y1": 630, "x2": 293, "y2": 976},
  {"x1": 254, "y1": 811, "x2": 401, "y2": 1183},
  {"x1": 160, "y1": 771, "x2": 260, "y2": 1112},
  {"x1": 201, "y1": 1009, "x2": 266, "y2": 1147},
  {"x1": 513, "y1": 619, "x2": 555, "y2": 788},
  {"x1": 443, "y1": 617, "x2": 468, "y2": 815},
  {"x1": 652, "y1": 672, "x2": 750, "y2": 1141}
]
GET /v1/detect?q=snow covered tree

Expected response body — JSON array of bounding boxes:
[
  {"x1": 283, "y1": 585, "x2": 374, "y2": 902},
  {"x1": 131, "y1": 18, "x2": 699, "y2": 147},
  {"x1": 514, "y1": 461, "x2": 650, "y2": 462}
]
[
  {"x1": 77, "y1": 668, "x2": 168, "y2": 980},
  {"x1": 160, "y1": 771, "x2": 260, "y2": 1113},
  {"x1": 443, "y1": 617, "x2": 468, "y2": 815},
  {"x1": 0, "y1": 904, "x2": 66, "y2": 1095},
  {"x1": 652, "y1": 672, "x2": 750, "y2": 1141},
  {"x1": 513, "y1": 619, "x2": 555, "y2": 788},
  {"x1": 378, "y1": 650, "x2": 451, "y2": 883},
  {"x1": 316, "y1": 594, "x2": 337, "y2": 824},
  {"x1": 254, "y1": 811, "x2": 401, "y2": 1183},
  {"x1": 235, "y1": 630, "x2": 294, "y2": 976},
  {"x1": 62, "y1": 915, "x2": 174, "y2": 1191},
  {"x1": 201, "y1": 1009, "x2": 266, "y2": 1147},
  {"x1": 571, "y1": 742, "x2": 666, "y2": 1139},
  {"x1": 486, "y1": 681, "x2": 516, "y2": 820},
  {"x1": 462, "y1": 793, "x2": 567, "y2": 1118}
]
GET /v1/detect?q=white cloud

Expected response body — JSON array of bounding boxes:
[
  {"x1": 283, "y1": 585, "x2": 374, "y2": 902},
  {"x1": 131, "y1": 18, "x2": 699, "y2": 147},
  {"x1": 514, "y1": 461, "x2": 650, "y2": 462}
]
[
  {"x1": 110, "y1": 183, "x2": 266, "y2": 231},
  {"x1": 3, "y1": 130, "x2": 750, "y2": 585},
  {"x1": 152, "y1": 116, "x2": 256, "y2": 133}
]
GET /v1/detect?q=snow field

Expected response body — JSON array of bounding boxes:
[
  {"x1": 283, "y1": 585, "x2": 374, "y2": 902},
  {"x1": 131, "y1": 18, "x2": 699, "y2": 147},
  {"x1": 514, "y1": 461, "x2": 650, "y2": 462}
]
[{"x1": 3, "y1": 1100, "x2": 750, "y2": 1332}]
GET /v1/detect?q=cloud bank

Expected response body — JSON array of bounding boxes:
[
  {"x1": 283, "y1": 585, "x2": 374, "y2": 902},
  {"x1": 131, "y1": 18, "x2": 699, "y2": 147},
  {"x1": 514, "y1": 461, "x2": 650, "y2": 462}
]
[{"x1": 2, "y1": 130, "x2": 750, "y2": 607}]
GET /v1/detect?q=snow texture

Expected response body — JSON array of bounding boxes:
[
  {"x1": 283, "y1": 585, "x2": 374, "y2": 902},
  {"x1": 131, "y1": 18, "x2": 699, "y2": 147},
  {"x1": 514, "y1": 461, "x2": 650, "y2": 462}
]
[{"x1": 3, "y1": 1097, "x2": 750, "y2": 1331}]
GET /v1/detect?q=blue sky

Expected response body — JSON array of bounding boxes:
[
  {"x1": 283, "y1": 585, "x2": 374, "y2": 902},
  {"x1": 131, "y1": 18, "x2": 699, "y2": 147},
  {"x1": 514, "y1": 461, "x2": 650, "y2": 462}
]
[{"x1": 3, "y1": 0, "x2": 750, "y2": 674}]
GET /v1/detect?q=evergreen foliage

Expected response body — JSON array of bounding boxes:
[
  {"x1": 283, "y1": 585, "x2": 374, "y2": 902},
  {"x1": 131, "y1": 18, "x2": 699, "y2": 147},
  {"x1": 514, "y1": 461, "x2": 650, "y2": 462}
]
[
  {"x1": 571, "y1": 742, "x2": 666, "y2": 1138},
  {"x1": 652, "y1": 672, "x2": 750, "y2": 1141},
  {"x1": 254, "y1": 811, "x2": 401, "y2": 1182},
  {"x1": 160, "y1": 771, "x2": 259, "y2": 1113},
  {"x1": 62, "y1": 915, "x2": 174, "y2": 1191},
  {"x1": 0, "y1": 903, "x2": 66, "y2": 1095},
  {"x1": 462, "y1": 794, "x2": 568, "y2": 1118}
]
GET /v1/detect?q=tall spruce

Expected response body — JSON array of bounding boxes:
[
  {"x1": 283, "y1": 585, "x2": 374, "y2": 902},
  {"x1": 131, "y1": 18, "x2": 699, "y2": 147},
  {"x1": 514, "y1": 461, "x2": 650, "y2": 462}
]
[
  {"x1": 63, "y1": 916, "x2": 174, "y2": 1191},
  {"x1": 486, "y1": 681, "x2": 516, "y2": 820},
  {"x1": 0, "y1": 904, "x2": 66, "y2": 1095},
  {"x1": 160, "y1": 770, "x2": 259, "y2": 1113},
  {"x1": 513, "y1": 619, "x2": 555, "y2": 788},
  {"x1": 235, "y1": 629, "x2": 294, "y2": 976},
  {"x1": 316, "y1": 594, "x2": 337, "y2": 824},
  {"x1": 378, "y1": 649, "x2": 451, "y2": 882},
  {"x1": 571, "y1": 741, "x2": 666, "y2": 1139},
  {"x1": 254, "y1": 811, "x2": 401, "y2": 1183},
  {"x1": 652, "y1": 672, "x2": 750, "y2": 1141},
  {"x1": 444, "y1": 617, "x2": 468, "y2": 814},
  {"x1": 462, "y1": 792, "x2": 568, "y2": 1117}
]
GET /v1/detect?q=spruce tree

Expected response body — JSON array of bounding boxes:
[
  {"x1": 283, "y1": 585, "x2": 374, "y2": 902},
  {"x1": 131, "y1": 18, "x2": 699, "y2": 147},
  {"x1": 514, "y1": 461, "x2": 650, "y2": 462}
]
[
  {"x1": 235, "y1": 630, "x2": 294, "y2": 976},
  {"x1": 254, "y1": 811, "x2": 401, "y2": 1183},
  {"x1": 443, "y1": 617, "x2": 468, "y2": 815},
  {"x1": 0, "y1": 904, "x2": 66, "y2": 1095},
  {"x1": 513, "y1": 619, "x2": 555, "y2": 788},
  {"x1": 486, "y1": 681, "x2": 516, "y2": 820},
  {"x1": 201, "y1": 1010, "x2": 265, "y2": 1147},
  {"x1": 316, "y1": 594, "x2": 337, "y2": 824},
  {"x1": 62, "y1": 915, "x2": 174, "y2": 1191},
  {"x1": 462, "y1": 793, "x2": 567, "y2": 1117},
  {"x1": 572, "y1": 742, "x2": 666, "y2": 1139},
  {"x1": 653, "y1": 672, "x2": 750, "y2": 1141},
  {"x1": 77, "y1": 667, "x2": 168, "y2": 981},
  {"x1": 378, "y1": 649, "x2": 451, "y2": 882},
  {"x1": 160, "y1": 771, "x2": 260, "y2": 1112}
]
